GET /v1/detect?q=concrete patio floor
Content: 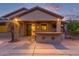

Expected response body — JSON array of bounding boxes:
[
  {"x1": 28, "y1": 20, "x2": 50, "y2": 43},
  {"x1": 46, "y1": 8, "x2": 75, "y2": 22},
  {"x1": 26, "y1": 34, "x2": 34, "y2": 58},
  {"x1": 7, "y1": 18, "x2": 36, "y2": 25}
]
[{"x1": 0, "y1": 37, "x2": 79, "y2": 56}]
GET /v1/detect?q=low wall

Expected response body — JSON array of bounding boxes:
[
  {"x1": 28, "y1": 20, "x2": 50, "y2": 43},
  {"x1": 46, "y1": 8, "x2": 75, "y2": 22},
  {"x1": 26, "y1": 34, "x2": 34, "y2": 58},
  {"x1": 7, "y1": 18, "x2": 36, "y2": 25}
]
[{"x1": 36, "y1": 33, "x2": 63, "y2": 43}]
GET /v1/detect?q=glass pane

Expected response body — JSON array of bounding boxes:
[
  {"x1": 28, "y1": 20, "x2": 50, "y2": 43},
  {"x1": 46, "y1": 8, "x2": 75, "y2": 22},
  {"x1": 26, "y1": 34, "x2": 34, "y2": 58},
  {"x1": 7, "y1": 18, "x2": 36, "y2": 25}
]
[{"x1": 41, "y1": 24, "x2": 47, "y2": 31}]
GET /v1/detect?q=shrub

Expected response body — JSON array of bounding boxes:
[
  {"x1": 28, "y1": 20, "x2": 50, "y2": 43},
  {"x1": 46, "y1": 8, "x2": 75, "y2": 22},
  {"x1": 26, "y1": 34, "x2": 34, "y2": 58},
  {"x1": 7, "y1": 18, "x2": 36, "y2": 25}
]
[{"x1": 67, "y1": 21, "x2": 79, "y2": 35}]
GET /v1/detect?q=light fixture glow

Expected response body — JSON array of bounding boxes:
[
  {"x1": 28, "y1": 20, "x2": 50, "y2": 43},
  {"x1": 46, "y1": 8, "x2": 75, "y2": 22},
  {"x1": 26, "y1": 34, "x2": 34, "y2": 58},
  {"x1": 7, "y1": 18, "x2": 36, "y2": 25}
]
[{"x1": 13, "y1": 18, "x2": 20, "y2": 26}]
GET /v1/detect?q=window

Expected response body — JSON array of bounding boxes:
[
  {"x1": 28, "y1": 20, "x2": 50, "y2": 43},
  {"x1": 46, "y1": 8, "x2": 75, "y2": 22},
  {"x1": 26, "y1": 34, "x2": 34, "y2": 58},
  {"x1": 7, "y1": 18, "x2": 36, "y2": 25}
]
[{"x1": 40, "y1": 24, "x2": 47, "y2": 31}]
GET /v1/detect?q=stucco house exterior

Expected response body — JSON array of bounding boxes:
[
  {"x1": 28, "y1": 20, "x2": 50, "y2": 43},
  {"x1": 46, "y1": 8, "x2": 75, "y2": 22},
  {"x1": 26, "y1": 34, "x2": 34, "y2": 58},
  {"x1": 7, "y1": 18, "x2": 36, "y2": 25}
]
[{"x1": 0, "y1": 6, "x2": 64, "y2": 43}]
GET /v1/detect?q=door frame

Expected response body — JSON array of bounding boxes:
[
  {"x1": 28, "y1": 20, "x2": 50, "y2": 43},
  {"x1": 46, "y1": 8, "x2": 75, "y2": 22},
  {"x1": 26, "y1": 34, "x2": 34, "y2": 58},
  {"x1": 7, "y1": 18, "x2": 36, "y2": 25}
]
[{"x1": 26, "y1": 23, "x2": 32, "y2": 36}]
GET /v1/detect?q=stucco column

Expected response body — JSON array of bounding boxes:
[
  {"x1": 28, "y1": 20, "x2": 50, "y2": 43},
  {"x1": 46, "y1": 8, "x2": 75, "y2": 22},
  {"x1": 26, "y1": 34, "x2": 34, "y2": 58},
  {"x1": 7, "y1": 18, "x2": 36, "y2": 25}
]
[
  {"x1": 56, "y1": 19, "x2": 61, "y2": 32},
  {"x1": 55, "y1": 19, "x2": 62, "y2": 43},
  {"x1": 14, "y1": 24, "x2": 19, "y2": 40}
]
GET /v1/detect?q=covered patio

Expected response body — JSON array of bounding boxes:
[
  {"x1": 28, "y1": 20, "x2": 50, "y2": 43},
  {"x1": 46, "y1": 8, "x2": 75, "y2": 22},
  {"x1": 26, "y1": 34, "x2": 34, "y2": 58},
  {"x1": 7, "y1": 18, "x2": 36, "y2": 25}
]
[{"x1": 1, "y1": 6, "x2": 64, "y2": 43}]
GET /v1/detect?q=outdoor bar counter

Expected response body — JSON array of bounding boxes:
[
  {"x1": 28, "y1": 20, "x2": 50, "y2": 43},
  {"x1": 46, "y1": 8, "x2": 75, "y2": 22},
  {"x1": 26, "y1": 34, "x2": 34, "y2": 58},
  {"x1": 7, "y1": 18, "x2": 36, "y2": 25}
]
[
  {"x1": 36, "y1": 32, "x2": 62, "y2": 35},
  {"x1": 35, "y1": 32, "x2": 62, "y2": 43}
]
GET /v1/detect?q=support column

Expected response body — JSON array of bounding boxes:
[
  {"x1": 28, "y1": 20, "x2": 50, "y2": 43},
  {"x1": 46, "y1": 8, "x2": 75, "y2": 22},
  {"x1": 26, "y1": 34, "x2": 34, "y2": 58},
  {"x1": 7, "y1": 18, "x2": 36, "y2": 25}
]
[
  {"x1": 14, "y1": 24, "x2": 19, "y2": 40},
  {"x1": 56, "y1": 19, "x2": 61, "y2": 32},
  {"x1": 55, "y1": 19, "x2": 62, "y2": 43}
]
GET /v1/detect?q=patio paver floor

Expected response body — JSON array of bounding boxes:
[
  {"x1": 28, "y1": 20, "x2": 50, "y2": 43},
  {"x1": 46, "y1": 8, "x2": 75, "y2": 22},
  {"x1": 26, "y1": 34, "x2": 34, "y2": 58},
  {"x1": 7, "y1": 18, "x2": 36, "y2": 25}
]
[{"x1": 0, "y1": 37, "x2": 79, "y2": 56}]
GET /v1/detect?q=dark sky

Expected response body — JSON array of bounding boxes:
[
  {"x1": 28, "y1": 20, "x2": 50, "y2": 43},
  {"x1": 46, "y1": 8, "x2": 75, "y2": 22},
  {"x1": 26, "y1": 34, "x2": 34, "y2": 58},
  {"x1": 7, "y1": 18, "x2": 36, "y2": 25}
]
[{"x1": 0, "y1": 3, "x2": 79, "y2": 17}]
